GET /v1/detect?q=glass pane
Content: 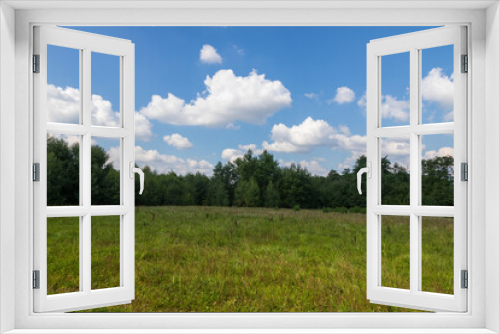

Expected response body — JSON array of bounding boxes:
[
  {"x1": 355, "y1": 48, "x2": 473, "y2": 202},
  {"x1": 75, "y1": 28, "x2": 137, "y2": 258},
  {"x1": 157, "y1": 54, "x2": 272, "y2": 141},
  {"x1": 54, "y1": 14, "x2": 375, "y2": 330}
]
[
  {"x1": 47, "y1": 217, "x2": 80, "y2": 295},
  {"x1": 91, "y1": 137, "x2": 120, "y2": 206},
  {"x1": 91, "y1": 215, "x2": 121, "y2": 289},
  {"x1": 421, "y1": 134, "x2": 454, "y2": 206},
  {"x1": 91, "y1": 52, "x2": 121, "y2": 127},
  {"x1": 47, "y1": 45, "x2": 80, "y2": 124},
  {"x1": 381, "y1": 215, "x2": 410, "y2": 290},
  {"x1": 421, "y1": 45, "x2": 454, "y2": 124},
  {"x1": 421, "y1": 216, "x2": 454, "y2": 294},
  {"x1": 380, "y1": 136, "x2": 410, "y2": 205},
  {"x1": 47, "y1": 133, "x2": 80, "y2": 206},
  {"x1": 381, "y1": 52, "x2": 410, "y2": 127}
]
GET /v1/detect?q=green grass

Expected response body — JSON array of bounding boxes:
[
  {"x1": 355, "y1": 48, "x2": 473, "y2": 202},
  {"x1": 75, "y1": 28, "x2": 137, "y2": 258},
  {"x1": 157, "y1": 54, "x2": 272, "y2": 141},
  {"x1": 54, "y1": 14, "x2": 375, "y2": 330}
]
[{"x1": 46, "y1": 206, "x2": 454, "y2": 312}]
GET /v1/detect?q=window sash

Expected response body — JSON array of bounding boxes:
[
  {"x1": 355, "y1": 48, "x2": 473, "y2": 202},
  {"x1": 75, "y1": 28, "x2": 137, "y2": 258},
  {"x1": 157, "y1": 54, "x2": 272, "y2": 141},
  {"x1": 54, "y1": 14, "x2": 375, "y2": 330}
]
[
  {"x1": 366, "y1": 26, "x2": 468, "y2": 312},
  {"x1": 33, "y1": 26, "x2": 136, "y2": 313}
]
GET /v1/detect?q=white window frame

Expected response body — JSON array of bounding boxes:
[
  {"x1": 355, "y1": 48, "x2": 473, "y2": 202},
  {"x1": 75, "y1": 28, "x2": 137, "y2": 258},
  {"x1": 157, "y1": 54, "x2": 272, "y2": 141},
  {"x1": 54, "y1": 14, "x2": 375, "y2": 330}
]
[
  {"x1": 366, "y1": 26, "x2": 467, "y2": 312},
  {"x1": 33, "y1": 26, "x2": 136, "y2": 313},
  {"x1": 1, "y1": 1, "x2": 499, "y2": 333}
]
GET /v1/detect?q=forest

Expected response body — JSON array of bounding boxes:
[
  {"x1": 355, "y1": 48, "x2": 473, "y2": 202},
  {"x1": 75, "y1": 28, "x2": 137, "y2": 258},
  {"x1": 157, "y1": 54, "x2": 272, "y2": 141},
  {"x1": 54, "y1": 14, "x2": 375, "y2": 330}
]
[{"x1": 46, "y1": 136, "x2": 454, "y2": 209}]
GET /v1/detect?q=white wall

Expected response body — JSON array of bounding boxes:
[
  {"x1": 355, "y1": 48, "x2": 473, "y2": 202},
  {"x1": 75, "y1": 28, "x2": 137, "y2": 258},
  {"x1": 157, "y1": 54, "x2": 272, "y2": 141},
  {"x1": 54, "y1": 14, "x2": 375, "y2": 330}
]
[
  {"x1": 0, "y1": 2, "x2": 16, "y2": 333},
  {"x1": 486, "y1": 2, "x2": 500, "y2": 333}
]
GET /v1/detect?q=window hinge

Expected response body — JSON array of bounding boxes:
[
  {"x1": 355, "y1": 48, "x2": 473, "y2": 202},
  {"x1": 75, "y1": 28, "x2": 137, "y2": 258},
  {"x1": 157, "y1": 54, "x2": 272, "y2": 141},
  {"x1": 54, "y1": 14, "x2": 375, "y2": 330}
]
[
  {"x1": 461, "y1": 162, "x2": 468, "y2": 181},
  {"x1": 461, "y1": 54, "x2": 468, "y2": 73},
  {"x1": 33, "y1": 54, "x2": 40, "y2": 73},
  {"x1": 461, "y1": 270, "x2": 468, "y2": 289},
  {"x1": 33, "y1": 270, "x2": 40, "y2": 289},
  {"x1": 33, "y1": 163, "x2": 40, "y2": 182}
]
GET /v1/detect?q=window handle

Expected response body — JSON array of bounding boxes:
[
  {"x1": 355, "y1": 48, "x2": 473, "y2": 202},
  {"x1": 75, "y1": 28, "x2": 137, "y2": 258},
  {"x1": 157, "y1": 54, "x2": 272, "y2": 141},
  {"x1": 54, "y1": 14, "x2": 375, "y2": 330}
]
[
  {"x1": 129, "y1": 162, "x2": 145, "y2": 195},
  {"x1": 357, "y1": 162, "x2": 371, "y2": 195}
]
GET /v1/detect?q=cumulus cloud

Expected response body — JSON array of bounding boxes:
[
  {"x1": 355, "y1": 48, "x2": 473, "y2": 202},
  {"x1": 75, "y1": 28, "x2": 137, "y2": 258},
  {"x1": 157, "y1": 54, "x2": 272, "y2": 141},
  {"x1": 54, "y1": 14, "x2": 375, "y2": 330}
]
[
  {"x1": 225, "y1": 123, "x2": 241, "y2": 130},
  {"x1": 47, "y1": 85, "x2": 80, "y2": 124},
  {"x1": 47, "y1": 133, "x2": 81, "y2": 147},
  {"x1": 109, "y1": 146, "x2": 214, "y2": 175},
  {"x1": 422, "y1": 68, "x2": 454, "y2": 109},
  {"x1": 221, "y1": 144, "x2": 263, "y2": 162},
  {"x1": 139, "y1": 69, "x2": 291, "y2": 127},
  {"x1": 163, "y1": 133, "x2": 193, "y2": 150},
  {"x1": 279, "y1": 159, "x2": 328, "y2": 177},
  {"x1": 233, "y1": 45, "x2": 245, "y2": 55},
  {"x1": 262, "y1": 117, "x2": 366, "y2": 154},
  {"x1": 381, "y1": 95, "x2": 410, "y2": 122},
  {"x1": 200, "y1": 45, "x2": 222, "y2": 64},
  {"x1": 443, "y1": 111, "x2": 454, "y2": 122},
  {"x1": 357, "y1": 94, "x2": 367, "y2": 108},
  {"x1": 356, "y1": 92, "x2": 408, "y2": 122},
  {"x1": 47, "y1": 84, "x2": 153, "y2": 140},
  {"x1": 424, "y1": 147, "x2": 454, "y2": 159},
  {"x1": 90, "y1": 94, "x2": 120, "y2": 127},
  {"x1": 304, "y1": 92, "x2": 319, "y2": 100},
  {"x1": 134, "y1": 112, "x2": 153, "y2": 141},
  {"x1": 331, "y1": 86, "x2": 355, "y2": 104},
  {"x1": 381, "y1": 137, "x2": 410, "y2": 157}
]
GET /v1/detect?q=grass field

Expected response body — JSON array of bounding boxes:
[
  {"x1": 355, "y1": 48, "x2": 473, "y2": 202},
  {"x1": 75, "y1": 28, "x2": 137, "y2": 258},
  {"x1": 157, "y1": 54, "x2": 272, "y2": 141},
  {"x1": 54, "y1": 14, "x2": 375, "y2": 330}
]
[{"x1": 46, "y1": 206, "x2": 454, "y2": 312}]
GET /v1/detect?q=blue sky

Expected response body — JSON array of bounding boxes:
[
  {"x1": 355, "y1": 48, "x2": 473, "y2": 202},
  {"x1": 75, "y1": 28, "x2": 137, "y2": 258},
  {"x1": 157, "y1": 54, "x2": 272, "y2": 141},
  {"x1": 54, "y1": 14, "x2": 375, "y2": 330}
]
[{"x1": 47, "y1": 26, "x2": 455, "y2": 176}]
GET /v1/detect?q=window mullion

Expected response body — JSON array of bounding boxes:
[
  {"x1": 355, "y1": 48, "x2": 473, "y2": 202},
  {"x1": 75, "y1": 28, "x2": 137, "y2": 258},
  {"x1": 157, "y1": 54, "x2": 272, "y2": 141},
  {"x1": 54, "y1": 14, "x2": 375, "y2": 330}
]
[
  {"x1": 409, "y1": 47, "x2": 420, "y2": 295},
  {"x1": 82, "y1": 47, "x2": 92, "y2": 294}
]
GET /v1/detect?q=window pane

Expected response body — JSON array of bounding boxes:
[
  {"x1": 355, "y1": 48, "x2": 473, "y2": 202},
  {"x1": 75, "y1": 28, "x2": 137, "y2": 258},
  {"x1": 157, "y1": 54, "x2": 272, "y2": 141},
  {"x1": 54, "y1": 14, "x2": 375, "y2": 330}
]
[
  {"x1": 91, "y1": 52, "x2": 121, "y2": 127},
  {"x1": 47, "y1": 133, "x2": 80, "y2": 206},
  {"x1": 421, "y1": 134, "x2": 454, "y2": 206},
  {"x1": 47, "y1": 217, "x2": 80, "y2": 295},
  {"x1": 421, "y1": 45, "x2": 454, "y2": 124},
  {"x1": 380, "y1": 136, "x2": 410, "y2": 205},
  {"x1": 91, "y1": 137, "x2": 121, "y2": 206},
  {"x1": 91, "y1": 215, "x2": 121, "y2": 290},
  {"x1": 47, "y1": 45, "x2": 80, "y2": 124},
  {"x1": 381, "y1": 52, "x2": 410, "y2": 127},
  {"x1": 421, "y1": 216, "x2": 454, "y2": 294},
  {"x1": 381, "y1": 215, "x2": 410, "y2": 290}
]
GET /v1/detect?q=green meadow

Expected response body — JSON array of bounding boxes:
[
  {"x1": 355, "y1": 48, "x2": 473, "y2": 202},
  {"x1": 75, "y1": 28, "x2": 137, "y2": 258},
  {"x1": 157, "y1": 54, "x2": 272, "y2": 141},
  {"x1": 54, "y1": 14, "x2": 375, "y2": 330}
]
[{"x1": 46, "y1": 206, "x2": 453, "y2": 312}]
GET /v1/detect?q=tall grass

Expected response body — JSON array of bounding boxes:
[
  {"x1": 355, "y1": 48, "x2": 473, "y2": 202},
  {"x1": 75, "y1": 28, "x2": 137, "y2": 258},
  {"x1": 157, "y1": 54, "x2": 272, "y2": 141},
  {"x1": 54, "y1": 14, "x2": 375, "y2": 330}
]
[{"x1": 46, "y1": 206, "x2": 453, "y2": 312}]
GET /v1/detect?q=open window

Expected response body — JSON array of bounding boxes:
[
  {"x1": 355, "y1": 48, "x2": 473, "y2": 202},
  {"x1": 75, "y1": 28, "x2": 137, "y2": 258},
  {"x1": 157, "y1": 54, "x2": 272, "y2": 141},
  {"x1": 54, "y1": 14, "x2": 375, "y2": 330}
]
[
  {"x1": 363, "y1": 26, "x2": 467, "y2": 312},
  {"x1": 33, "y1": 26, "x2": 140, "y2": 312}
]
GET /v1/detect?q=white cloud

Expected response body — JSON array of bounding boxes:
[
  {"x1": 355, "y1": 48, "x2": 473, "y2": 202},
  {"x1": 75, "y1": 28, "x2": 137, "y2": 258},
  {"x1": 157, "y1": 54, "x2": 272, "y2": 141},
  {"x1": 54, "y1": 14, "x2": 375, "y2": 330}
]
[
  {"x1": 221, "y1": 144, "x2": 263, "y2": 162},
  {"x1": 47, "y1": 84, "x2": 120, "y2": 126},
  {"x1": 338, "y1": 155, "x2": 360, "y2": 171},
  {"x1": 134, "y1": 112, "x2": 153, "y2": 141},
  {"x1": 357, "y1": 93, "x2": 408, "y2": 122},
  {"x1": 90, "y1": 94, "x2": 120, "y2": 127},
  {"x1": 331, "y1": 86, "x2": 355, "y2": 104},
  {"x1": 381, "y1": 137, "x2": 410, "y2": 157},
  {"x1": 381, "y1": 95, "x2": 410, "y2": 122},
  {"x1": 163, "y1": 133, "x2": 193, "y2": 150},
  {"x1": 109, "y1": 146, "x2": 214, "y2": 175},
  {"x1": 47, "y1": 133, "x2": 81, "y2": 147},
  {"x1": 47, "y1": 84, "x2": 153, "y2": 141},
  {"x1": 279, "y1": 159, "x2": 328, "y2": 177},
  {"x1": 47, "y1": 85, "x2": 80, "y2": 124},
  {"x1": 304, "y1": 92, "x2": 319, "y2": 100},
  {"x1": 357, "y1": 94, "x2": 367, "y2": 108},
  {"x1": 262, "y1": 117, "x2": 366, "y2": 154},
  {"x1": 200, "y1": 45, "x2": 222, "y2": 64},
  {"x1": 424, "y1": 147, "x2": 454, "y2": 159},
  {"x1": 422, "y1": 68, "x2": 454, "y2": 109},
  {"x1": 139, "y1": 69, "x2": 291, "y2": 127},
  {"x1": 233, "y1": 45, "x2": 245, "y2": 55},
  {"x1": 226, "y1": 123, "x2": 241, "y2": 130},
  {"x1": 443, "y1": 110, "x2": 454, "y2": 122}
]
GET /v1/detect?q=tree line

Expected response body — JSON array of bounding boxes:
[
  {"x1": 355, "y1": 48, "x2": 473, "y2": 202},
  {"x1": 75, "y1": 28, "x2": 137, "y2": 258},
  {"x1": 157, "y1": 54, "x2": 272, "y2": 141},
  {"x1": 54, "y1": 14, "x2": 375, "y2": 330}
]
[{"x1": 47, "y1": 136, "x2": 454, "y2": 209}]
